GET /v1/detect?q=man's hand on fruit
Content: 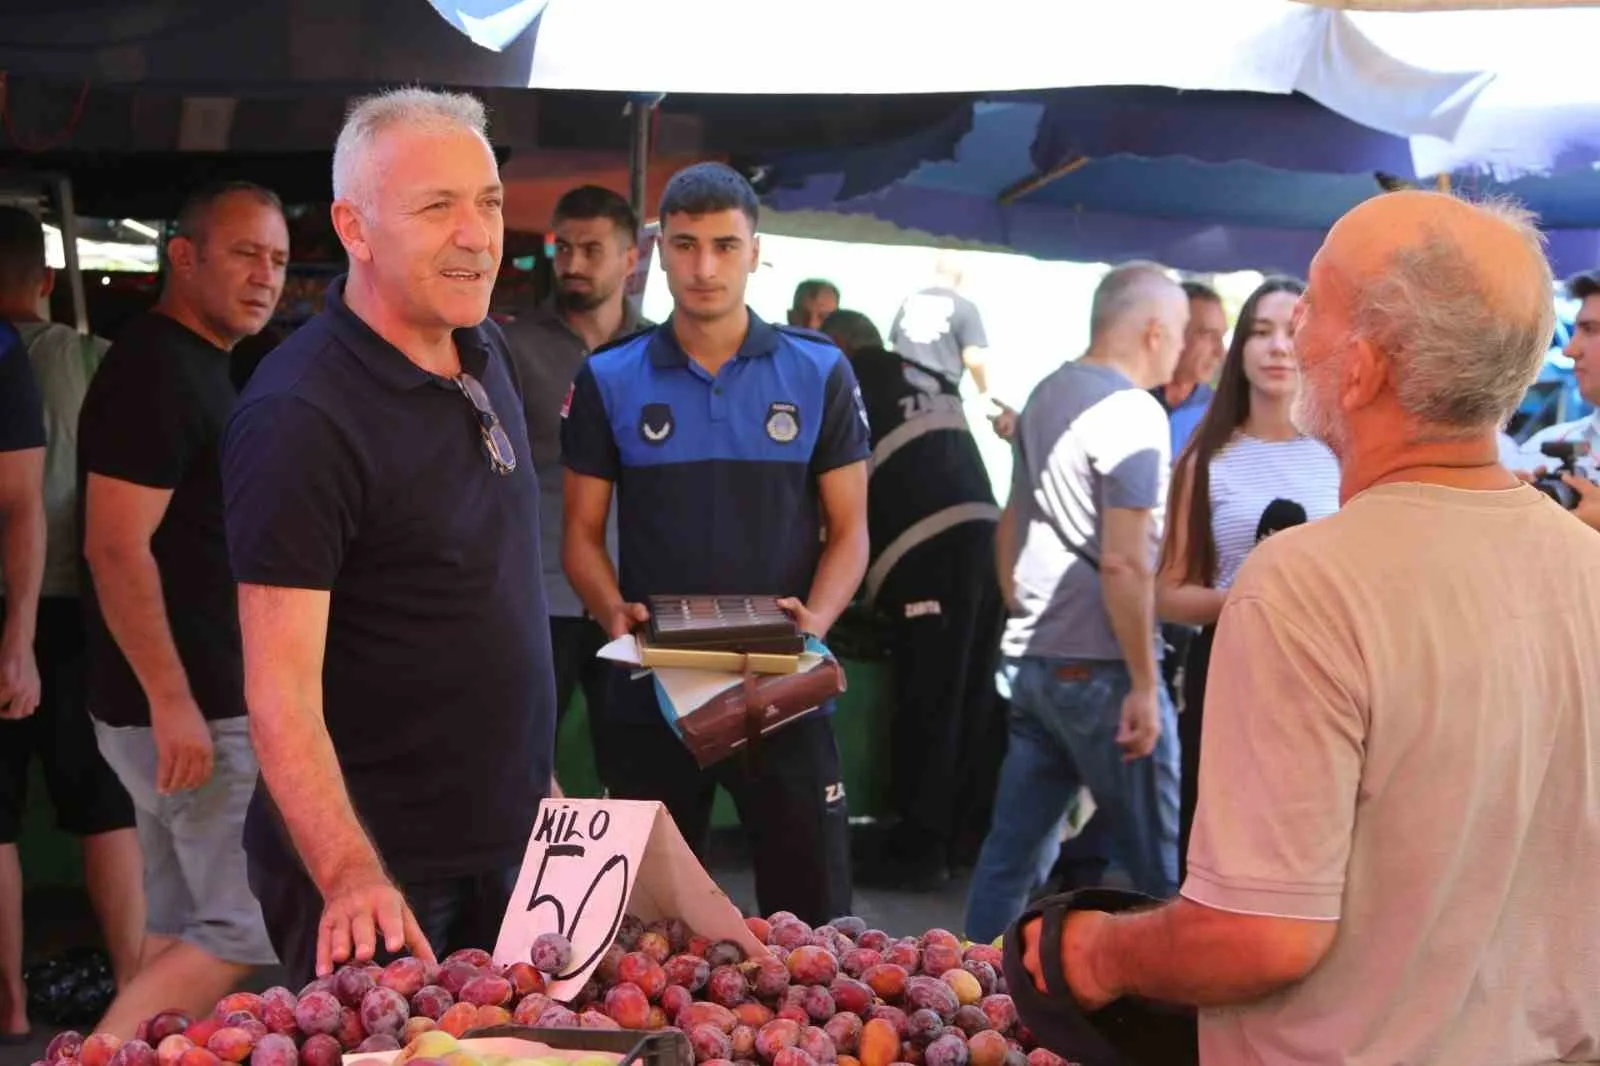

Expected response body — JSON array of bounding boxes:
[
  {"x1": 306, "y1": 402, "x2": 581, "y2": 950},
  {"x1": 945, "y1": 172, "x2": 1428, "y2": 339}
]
[{"x1": 317, "y1": 867, "x2": 435, "y2": 976}]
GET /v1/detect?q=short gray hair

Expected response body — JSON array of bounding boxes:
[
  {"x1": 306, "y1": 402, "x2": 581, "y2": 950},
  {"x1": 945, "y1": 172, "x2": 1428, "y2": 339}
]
[
  {"x1": 1089, "y1": 259, "x2": 1178, "y2": 340},
  {"x1": 332, "y1": 87, "x2": 490, "y2": 210},
  {"x1": 1351, "y1": 197, "x2": 1553, "y2": 433}
]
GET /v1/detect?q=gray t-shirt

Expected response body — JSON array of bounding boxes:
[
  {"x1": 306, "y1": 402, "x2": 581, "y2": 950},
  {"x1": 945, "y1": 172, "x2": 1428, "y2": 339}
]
[
  {"x1": 501, "y1": 302, "x2": 642, "y2": 618},
  {"x1": 1001, "y1": 360, "x2": 1168, "y2": 662}
]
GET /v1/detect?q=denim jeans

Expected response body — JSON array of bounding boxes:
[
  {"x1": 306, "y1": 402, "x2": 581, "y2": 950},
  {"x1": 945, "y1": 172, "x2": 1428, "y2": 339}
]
[{"x1": 963, "y1": 657, "x2": 1180, "y2": 943}]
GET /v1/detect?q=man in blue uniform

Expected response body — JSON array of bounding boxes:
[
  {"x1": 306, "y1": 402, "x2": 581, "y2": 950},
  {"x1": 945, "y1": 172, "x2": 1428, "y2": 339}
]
[{"x1": 561, "y1": 163, "x2": 870, "y2": 924}]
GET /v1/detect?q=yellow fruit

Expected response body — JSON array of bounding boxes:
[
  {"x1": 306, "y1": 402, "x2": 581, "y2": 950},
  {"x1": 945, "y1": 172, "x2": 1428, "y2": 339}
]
[{"x1": 399, "y1": 1032, "x2": 460, "y2": 1064}]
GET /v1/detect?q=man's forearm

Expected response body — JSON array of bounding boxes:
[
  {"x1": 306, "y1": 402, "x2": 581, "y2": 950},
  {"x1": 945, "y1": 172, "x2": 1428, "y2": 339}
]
[
  {"x1": 1101, "y1": 561, "x2": 1158, "y2": 689},
  {"x1": 564, "y1": 534, "x2": 626, "y2": 626},
  {"x1": 0, "y1": 498, "x2": 44, "y2": 649},
  {"x1": 87, "y1": 546, "x2": 192, "y2": 701},
  {"x1": 1080, "y1": 898, "x2": 1329, "y2": 1008},
  {"x1": 249, "y1": 690, "x2": 384, "y2": 893},
  {"x1": 804, "y1": 525, "x2": 869, "y2": 636}
]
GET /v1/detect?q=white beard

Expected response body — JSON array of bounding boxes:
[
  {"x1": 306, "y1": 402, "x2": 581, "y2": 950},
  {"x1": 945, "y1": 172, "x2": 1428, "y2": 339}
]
[{"x1": 1291, "y1": 360, "x2": 1347, "y2": 454}]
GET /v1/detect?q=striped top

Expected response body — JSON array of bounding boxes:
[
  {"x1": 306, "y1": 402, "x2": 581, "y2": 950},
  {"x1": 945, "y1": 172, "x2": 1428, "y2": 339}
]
[{"x1": 1209, "y1": 434, "x2": 1341, "y2": 590}]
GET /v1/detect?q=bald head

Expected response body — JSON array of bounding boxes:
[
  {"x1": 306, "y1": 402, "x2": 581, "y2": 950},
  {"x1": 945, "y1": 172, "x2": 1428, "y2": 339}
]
[
  {"x1": 1082, "y1": 260, "x2": 1188, "y2": 388},
  {"x1": 1316, "y1": 190, "x2": 1553, "y2": 432}
]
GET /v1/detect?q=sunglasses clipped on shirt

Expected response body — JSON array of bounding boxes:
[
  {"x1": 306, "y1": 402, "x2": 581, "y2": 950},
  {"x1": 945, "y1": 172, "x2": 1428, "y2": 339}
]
[{"x1": 455, "y1": 371, "x2": 517, "y2": 476}]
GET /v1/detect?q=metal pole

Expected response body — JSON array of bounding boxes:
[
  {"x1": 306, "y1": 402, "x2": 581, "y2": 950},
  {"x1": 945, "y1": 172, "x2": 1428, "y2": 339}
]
[
  {"x1": 53, "y1": 175, "x2": 89, "y2": 335},
  {"x1": 627, "y1": 96, "x2": 652, "y2": 221}
]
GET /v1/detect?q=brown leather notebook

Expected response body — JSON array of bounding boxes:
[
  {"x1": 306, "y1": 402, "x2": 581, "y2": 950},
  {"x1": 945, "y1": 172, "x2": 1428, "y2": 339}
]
[{"x1": 674, "y1": 658, "x2": 847, "y2": 768}]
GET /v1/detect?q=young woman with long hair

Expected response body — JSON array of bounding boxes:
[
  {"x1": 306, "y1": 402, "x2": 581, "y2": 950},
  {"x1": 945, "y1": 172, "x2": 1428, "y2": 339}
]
[{"x1": 1156, "y1": 276, "x2": 1340, "y2": 878}]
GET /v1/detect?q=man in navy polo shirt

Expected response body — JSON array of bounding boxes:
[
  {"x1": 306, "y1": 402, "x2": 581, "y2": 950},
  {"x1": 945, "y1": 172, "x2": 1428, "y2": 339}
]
[
  {"x1": 561, "y1": 162, "x2": 870, "y2": 924},
  {"x1": 221, "y1": 88, "x2": 555, "y2": 982}
]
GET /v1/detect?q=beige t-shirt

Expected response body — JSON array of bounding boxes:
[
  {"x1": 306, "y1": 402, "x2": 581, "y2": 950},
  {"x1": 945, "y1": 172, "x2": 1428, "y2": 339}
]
[{"x1": 1185, "y1": 482, "x2": 1600, "y2": 1066}]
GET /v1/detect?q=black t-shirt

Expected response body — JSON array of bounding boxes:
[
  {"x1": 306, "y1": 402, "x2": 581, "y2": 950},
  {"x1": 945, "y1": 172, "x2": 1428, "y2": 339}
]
[
  {"x1": 223, "y1": 276, "x2": 554, "y2": 880},
  {"x1": 887, "y1": 286, "x2": 988, "y2": 388},
  {"x1": 849, "y1": 347, "x2": 997, "y2": 603},
  {"x1": 0, "y1": 322, "x2": 45, "y2": 452},
  {"x1": 77, "y1": 311, "x2": 243, "y2": 727}
]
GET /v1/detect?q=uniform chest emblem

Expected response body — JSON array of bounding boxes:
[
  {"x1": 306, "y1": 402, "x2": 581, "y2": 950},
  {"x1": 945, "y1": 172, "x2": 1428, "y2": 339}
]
[
  {"x1": 639, "y1": 402, "x2": 675, "y2": 444},
  {"x1": 766, "y1": 401, "x2": 801, "y2": 444}
]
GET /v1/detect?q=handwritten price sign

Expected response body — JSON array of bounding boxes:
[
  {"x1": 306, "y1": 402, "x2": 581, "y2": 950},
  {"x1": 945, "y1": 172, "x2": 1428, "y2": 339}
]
[{"x1": 493, "y1": 799, "x2": 766, "y2": 1001}]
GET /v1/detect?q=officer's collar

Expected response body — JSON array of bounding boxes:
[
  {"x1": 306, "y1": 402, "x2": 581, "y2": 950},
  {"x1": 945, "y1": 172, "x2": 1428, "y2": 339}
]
[
  {"x1": 326, "y1": 274, "x2": 491, "y2": 391},
  {"x1": 647, "y1": 309, "x2": 778, "y2": 369}
]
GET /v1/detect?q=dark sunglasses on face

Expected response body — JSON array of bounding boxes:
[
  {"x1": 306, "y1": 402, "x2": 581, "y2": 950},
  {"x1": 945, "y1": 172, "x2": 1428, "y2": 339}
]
[{"x1": 455, "y1": 371, "x2": 517, "y2": 476}]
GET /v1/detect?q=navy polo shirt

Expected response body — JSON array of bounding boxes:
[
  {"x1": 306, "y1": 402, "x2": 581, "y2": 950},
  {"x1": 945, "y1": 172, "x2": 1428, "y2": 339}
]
[
  {"x1": 561, "y1": 311, "x2": 871, "y2": 722},
  {"x1": 222, "y1": 276, "x2": 555, "y2": 881}
]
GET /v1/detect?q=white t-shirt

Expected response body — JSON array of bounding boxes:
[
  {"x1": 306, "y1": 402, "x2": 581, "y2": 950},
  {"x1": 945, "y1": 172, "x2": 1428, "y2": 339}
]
[
  {"x1": 1188, "y1": 482, "x2": 1600, "y2": 1065},
  {"x1": 1206, "y1": 434, "x2": 1340, "y2": 590}
]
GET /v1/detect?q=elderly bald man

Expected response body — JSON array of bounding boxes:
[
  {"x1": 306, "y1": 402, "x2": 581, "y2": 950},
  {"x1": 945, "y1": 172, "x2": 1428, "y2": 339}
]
[{"x1": 1017, "y1": 192, "x2": 1600, "y2": 1064}]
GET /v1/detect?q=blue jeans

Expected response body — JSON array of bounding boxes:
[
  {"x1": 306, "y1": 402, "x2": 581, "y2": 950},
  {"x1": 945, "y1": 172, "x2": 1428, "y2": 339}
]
[{"x1": 963, "y1": 657, "x2": 1180, "y2": 943}]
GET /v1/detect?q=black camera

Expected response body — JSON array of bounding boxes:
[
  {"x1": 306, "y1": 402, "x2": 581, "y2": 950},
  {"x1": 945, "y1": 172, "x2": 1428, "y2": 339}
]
[{"x1": 1531, "y1": 441, "x2": 1592, "y2": 509}]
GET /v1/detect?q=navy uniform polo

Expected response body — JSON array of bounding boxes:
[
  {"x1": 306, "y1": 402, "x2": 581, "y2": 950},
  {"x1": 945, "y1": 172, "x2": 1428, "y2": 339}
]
[
  {"x1": 561, "y1": 311, "x2": 870, "y2": 720},
  {"x1": 222, "y1": 277, "x2": 556, "y2": 887}
]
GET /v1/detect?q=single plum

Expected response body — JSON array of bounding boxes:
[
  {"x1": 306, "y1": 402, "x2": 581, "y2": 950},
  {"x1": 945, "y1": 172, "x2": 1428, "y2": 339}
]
[
  {"x1": 504, "y1": 962, "x2": 545, "y2": 999},
  {"x1": 647, "y1": 1007, "x2": 668, "y2": 1030},
  {"x1": 754, "y1": 1019, "x2": 801, "y2": 1064},
  {"x1": 511, "y1": 993, "x2": 550, "y2": 1027},
  {"x1": 206, "y1": 1030, "x2": 255, "y2": 1065},
  {"x1": 46, "y1": 1031, "x2": 85, "y2": 1062},
  {"x1": 261, "y1": 988, "x2": 296, "y2": 1012},
  {"x1": 334, "y1": 968, "x2": 376, "y2": 1009},
  {"x1": 334, "y1": 1007, "x2": 366, "y2": 1052},
  {"x1": 777, "y1": 1007, "x2": 808, "y2": 1026},
  {"x1": 706, "y1": 965, "x2": 748, "y2": 1009},
  {"x1": 823, "y1": 1014, "x2": 862, "y2": 1056},
  {"x1": 249, "y1": 1035, "x2": 298, "y2": 1066},
  {"x1": 473, "y1": 1005, "x2": 512, "y2": 1029},
  {"x1": 664, "y1": 954, "x2": 711, "y2": 992},
  {"x1": 378, "y1": 958, "x2": 428, "y2": 999},
  {"x1": 436, "y1": 1002, "x2": 479, "y2": 1038},
  {"x1": 787, "y1": 947, "x2": 838, "y2": 987},
  {"x1": 1025, "y1": 1052, "x2": 1067, "y2": 1066},
  {"x1": 603, "y1": 983, "x2": 652, "y2": 1030},
  {"x1": 883, "y1": 945, "x2": 921, "y2": 975},
  {"x1": 864, "y1": 1006, "x2": 909, "y2": 1040},
  {"x1": 745, "y1": 917, "x2": 771, "y2": 944},
  {"x1": 906, "y1": 1011, "x2": 942, "y2": 1048},
  {"x1": 730, "y1": 1025, "x2": 758, "y2": 1060},
  {"x1": 530, "y1": 933, "x2": 573, "y2": 976},
  {"x1": 580, "y1": 1010, "x2": 621, "y2": 1030},
  {"x1": 707, "y1": 941, "x2": 744, "y2": 969},
  {"x1": 923, "y1": 1035, "x2": 968, "y2": 1066},
  {"x1": 359, "y1": 987, "x2": 409, "y2": 1038},
  {"x1": 410, "y1": 986, "x2": 455, "y2": 1021},
  {"x1": 261, "y1": 1002, "x2": 298, "y2": 1038},
  {"x1": 178, "y1": 1051, "x2": 222, "y2": 1066},
  {"x1": 840, "y1": 949, "x2": 881, "y2": 979},
  {"x1": 156, "y1": 1036, "x2": 193, "y2": 1066},
  {"x1": 401, "y1": 1017, "x2": 436, "y2": 1044},
  {"x1": 856, "y1": 931, "x2": 891, "y2": 953},
  {"x1": 617, "y1": 952, "x2": 668, "y2": 1001},
  {"x1": 436, "y1": 963, "x2": 479, "y2": 999},
  {"x1": 734, "y1": 1002, "x2": 775, "y2": 1030},
  {"x1": 443, "y1": 948, "x2": 491, "y2": 969},
  {"x1": 217, "y1": 995, "x2": 266, "y2": 1022},
  {"x1": 647, "y1": 917, "x2": 690, "y2": 954},
  {"x1": 459, "y1": 975, "x2": 512, "y2": 1008},
  {"x1": 965, "y1": 1032, "x2": 1006, "y2": 1066},
  {"x1": 950, "y1": 1008, "x2": 989, "y2": 1038},
  {"x1": 799, "y1": 987, "x2": 834, "y2": 1024},
  {"x1": 919, "y1": 930, "x2": 960, "y2": 951},
  {"x1": 596, "y1": 944, "x2": 627, "y2": 985},
  {"x1": 855, "y1": 1019, "x2": 897, "y2": 1066},
  {"x1": 678, "y1": 1002, "x2": 738, "y2": 1034},
  {"x1": 289, "y1": 999, "x2": 347, "y2": 1050},
  {"x1": 797, "y1": 1027, "x2": 836, "y2": 1064},
  {"x1": 635, "y1": 931, "x2": 672, "y2": 964},
  {"x1": 182, "y1": 1022, "x2": 221, "y2": 1054},
  {"x1": 904, "y1": 978, "x2": 958, "y2": 1022},
  {"x1": 661, "y1": 985, "x2": 695, "y2": 1021},
  {"x1": 296, "y1": 1035, "x2": 341, "y2": 1066},
  {"x1": 828, "y1": 978, "x2": 872, "y2": 1017},
  {"x1": 767, "y1": 921, "x2": 813, "y2": 954},
  {"x1": 616, "y1": 914, "x2": 646, "y2": 950},
  {"x1": 978, "y1": 997, "x2": 1016, "y2": 1036},
  {"x1": 940, "y1": 971, "x2": 982, "y2": 1007},
  {"x1": 746, "y1": 957, "x2": 790, "y2": 1001},
  {"x1": 688, "y1": 935, "x2": 715, "y2": 959},
  {"x1": 688, "y1": 1025, "x2": 733, "y2": 1064},
  {"x1": 147, "y1": 1012, "x2": 191, "y2": 1044},
  {"x1": 961, "y1": 946, "x2": 1002, "y2": 971},
  {"x1": 830, "y1": 917, "x2": 867, "y2": 940},
  {"x1": 920, "y1": 945, "x2": 961, "y2": 979},
  {"x1": 860, "y1": 964, "x2": 909, "y2": 1003},
  {"x1": 109, "y1": 1041, "x2": 157, "y2": 1066}
]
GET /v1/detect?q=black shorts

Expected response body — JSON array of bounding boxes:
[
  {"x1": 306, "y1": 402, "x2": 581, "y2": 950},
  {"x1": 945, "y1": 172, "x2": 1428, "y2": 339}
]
[{"x1": 0, "y1": 597, "x2": 136, "y2": 843}]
